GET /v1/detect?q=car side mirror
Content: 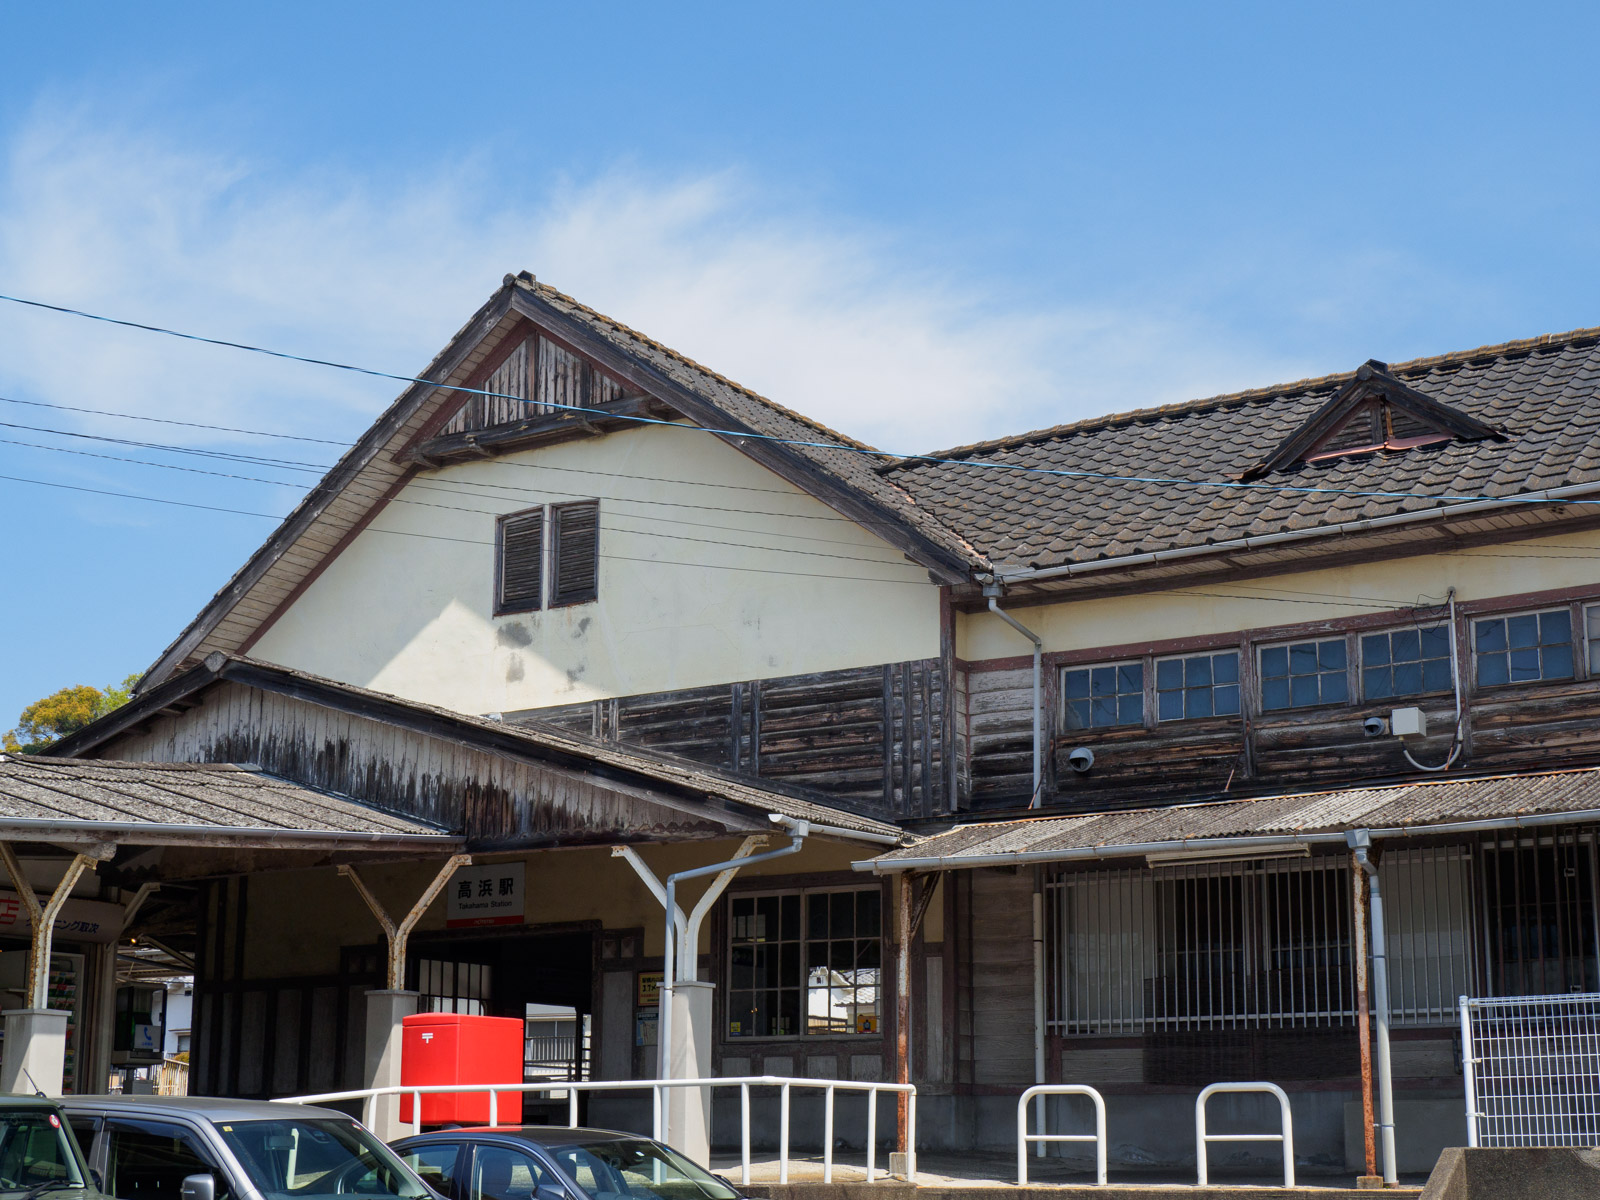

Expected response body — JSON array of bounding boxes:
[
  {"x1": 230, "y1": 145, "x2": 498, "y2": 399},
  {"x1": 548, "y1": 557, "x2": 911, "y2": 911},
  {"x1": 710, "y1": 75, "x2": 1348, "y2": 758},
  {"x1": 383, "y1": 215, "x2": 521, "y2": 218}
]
[
  {"x1": 181, "y1": 1174, "x2": 216, "y2": 1200},
  {"x1": 88, "y1": 1171, "x2": 103, "y2": 1193},
  {"x1": 535, "y1": 1186, "x2": 567, "y2": 1200}
]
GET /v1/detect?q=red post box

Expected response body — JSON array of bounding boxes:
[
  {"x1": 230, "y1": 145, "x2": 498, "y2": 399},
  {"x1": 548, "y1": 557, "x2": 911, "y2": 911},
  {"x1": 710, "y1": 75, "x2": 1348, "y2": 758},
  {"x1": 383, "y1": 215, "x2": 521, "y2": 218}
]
[{"x1": 399, "y1": 1012, "x2": 524, "y2": 1125}]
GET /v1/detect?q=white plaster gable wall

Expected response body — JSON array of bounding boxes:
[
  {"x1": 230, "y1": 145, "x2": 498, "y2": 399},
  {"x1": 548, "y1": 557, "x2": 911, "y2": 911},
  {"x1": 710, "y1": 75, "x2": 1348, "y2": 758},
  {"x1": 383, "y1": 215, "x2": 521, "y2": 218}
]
[
  {"x1": 959, "y1": 531, "x2": 1600, "y2": 660},
  {"x1": 249, "y1": 422, "x2": 941, "y2": 715}
]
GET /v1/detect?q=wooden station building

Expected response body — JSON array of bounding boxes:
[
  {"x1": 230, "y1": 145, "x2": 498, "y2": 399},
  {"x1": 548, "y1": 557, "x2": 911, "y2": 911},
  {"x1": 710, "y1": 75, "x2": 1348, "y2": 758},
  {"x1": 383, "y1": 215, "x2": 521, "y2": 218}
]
[{"x1": 26, "y1": 274, "x2": 1600, "y2": 1178}]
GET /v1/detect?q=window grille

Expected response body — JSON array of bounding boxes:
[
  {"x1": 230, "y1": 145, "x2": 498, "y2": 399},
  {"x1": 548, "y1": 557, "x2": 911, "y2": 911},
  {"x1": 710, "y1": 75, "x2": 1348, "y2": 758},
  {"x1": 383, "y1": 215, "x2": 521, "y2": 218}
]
[
  {"x1": 1259, "y1": 638, "x2": 1349, "y2": 711},
  {"x1": 1061, "y1": 662, "x2": 1144, "y2": 729},
  {"x1": 727, "y1": 887, "x2": 881, "y2": 1038},
  {"x1": 1479, "y1": 829, "x2": 1600, "y2": 997},
  {"x1": 1383, "y1": 845, "x2": 1477, "y2": 1025},
  {"x1": 1361, "y1": 625, "x2": 1453, "y2": 700},
  {"x1": 1045, "y1": 856, "x2": 1355, "y2": 1035},
  {"x1": 417, "y1": 959, "x2": 492, "y2": 1015},
  {"x1": 1474, "y1": 609, "x2": 1574, "y2": 686},
  {"x1": 1155, "y1": 651, "x2": 1240, "y2": 721}
]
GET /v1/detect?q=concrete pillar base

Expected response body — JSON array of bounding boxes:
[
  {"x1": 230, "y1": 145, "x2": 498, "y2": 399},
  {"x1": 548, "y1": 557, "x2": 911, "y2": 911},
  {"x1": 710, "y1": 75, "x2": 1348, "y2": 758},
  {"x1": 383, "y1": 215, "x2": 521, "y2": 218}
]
[
  {"x1": 1, "y1": 1009, "x2": 69, "y2": 1097},
  {"x1": 666, "y1": 981, "x2": 713, "y2": 1166},
  {"x1": 364, "y1": 990, "x2": 419, "y2": 1141}
]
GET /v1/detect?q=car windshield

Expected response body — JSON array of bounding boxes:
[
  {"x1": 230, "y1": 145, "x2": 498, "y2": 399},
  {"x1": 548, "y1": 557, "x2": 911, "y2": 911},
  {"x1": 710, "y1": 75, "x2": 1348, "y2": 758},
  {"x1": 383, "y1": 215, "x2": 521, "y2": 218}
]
[
  {"x1": 547, "y1": 1140, "x2": 737, "y2": 1200},
  {"x1": 0, "y1": 1111, "x2": 85, "y2": 1195},
  {"x1": 215, "y1": 1119, "x2": 429, "y2": 1200}
]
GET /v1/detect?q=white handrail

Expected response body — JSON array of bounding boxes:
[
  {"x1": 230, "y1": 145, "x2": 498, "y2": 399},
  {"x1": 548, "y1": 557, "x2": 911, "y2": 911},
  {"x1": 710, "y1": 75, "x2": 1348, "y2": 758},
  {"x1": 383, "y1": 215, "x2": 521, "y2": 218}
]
[
  {"x1": 1195, "y1": 1081, "x2": 1294, "y2": 1188},
  {"x1": 276, "y1": 1075, "x2": 915, "y2": 1182},
  {"x1": 1016, "y1": 1084, "x2": 1106, "y2": 1185}
]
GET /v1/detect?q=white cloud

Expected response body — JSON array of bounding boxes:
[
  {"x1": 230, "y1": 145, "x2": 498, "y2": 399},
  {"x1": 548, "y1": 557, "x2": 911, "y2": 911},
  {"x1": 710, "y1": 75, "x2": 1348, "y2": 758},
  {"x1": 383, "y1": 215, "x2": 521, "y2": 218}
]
[{"x1": 0, "y1": 108, "x2": 1311, "y2": 456}]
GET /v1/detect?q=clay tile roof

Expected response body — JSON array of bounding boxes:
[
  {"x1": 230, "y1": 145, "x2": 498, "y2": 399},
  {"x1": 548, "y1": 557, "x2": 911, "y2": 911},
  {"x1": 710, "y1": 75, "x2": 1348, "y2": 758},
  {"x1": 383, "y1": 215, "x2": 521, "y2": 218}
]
[{"x1": 877, "y1": 326, "x2": 1600, "y2": 572}]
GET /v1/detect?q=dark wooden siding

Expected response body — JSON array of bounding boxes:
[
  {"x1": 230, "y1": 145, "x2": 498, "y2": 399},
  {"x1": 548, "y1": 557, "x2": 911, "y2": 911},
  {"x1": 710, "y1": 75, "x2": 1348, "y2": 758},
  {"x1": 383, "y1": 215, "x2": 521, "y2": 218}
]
[
  {"x1": 966, "y1": 587, "x2": 1600, "y2": 809},
  {"x1": 510, "y1": 660, "x2": 950, "y2": 818},
  {"x1": 95, "y1": 682, "x2": 736, "y2": 846}
]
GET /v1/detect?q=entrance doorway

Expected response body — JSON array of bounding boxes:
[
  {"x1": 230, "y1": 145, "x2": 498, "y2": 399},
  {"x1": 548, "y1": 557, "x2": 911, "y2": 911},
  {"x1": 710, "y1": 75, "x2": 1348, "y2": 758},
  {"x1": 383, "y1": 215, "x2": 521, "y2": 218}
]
[{"x1": 409, "y1": 928, "x2": 595, "y2": 1119}]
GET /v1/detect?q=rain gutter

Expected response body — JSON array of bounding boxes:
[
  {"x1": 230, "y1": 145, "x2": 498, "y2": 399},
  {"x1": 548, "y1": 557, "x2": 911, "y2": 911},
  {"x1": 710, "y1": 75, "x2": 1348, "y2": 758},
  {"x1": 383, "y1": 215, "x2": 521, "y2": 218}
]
[
  {"x1": 992, "y1": 480, "x2": 1600, "y2": 586},
  {"x1": 852, "y1": 803, "x2": 1600, "y2": 873}
]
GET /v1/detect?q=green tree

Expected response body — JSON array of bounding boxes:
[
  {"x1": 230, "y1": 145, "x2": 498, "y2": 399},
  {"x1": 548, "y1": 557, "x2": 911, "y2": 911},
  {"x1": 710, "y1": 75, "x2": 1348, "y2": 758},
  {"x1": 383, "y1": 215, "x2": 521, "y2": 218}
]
[{"x1": 2, "y1": 673, "x2": 139, "y2": 754}]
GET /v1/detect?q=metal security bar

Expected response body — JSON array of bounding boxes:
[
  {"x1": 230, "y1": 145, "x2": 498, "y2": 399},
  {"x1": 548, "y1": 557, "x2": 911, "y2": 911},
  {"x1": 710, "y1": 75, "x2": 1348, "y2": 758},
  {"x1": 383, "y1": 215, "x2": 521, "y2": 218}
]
[
  {"x1": 1478, "y1": 829, "x2": 1600, "y2": 998},
  {"x1": 1016, "y1": 1085, "x2": 1107, "y2": 1185},
  {"x1": 1195, "y1": 1081, "x2": 1295, "y2": 1188},
  {"x1": 1461, "y1": 993, "x2": 1600, "y2": 1148},
  {"x1": 1046, "y1": 856, "x2": 1355, "y2": 1034},
  {"x1": 1384, "y1": 845, "x2": 1477, "y2": 1025}
]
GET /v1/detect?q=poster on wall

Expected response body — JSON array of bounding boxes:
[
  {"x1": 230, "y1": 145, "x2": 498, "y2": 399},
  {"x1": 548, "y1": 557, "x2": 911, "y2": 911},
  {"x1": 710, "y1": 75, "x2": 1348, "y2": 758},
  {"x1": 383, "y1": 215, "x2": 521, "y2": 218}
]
[
  {"x1": 446, "y1": 862, "x2": 526, "y2": 928},
  {"x1": 636, "y1": 971, "x2": 662, "y2": 1007}
]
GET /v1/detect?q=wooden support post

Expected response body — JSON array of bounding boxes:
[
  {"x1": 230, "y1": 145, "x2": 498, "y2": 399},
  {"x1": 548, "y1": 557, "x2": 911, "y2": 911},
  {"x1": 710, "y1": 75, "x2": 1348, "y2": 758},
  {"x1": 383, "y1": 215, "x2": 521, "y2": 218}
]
[
  {"x1": 1352, "y1": 850, "x2": 1378, "y2": 1184},
  {"x1": 339, "y1": 855, "x2": 471, "y2": 989},
  {"x1": 0, "y1": 844, "x2": 100, "y2": 1009},
  {"x1": 896, "y1": 871, "x2": 913, "y2": 1157}
]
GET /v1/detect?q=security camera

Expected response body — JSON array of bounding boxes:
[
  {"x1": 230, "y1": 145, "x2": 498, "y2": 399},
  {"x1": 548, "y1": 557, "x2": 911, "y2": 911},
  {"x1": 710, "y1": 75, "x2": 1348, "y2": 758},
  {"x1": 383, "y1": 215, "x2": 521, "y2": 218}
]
[
  {"x1": 1363, "y1": 716, "x2": 1390, "y2": 738},
  {"x1": 1066, "y1": 746, "x2": 1095, "y2": 774}
]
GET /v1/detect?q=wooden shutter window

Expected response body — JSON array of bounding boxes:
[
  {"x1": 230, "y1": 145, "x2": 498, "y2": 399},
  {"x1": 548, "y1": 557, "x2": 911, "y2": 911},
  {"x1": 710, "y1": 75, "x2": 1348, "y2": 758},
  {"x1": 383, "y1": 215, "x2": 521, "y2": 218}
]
[
  {"x1": 497, "y1": 509, "x2": 544, "y2": 613},
  {"x1": 550, "y1": 500, "x2": 600, "y2": 607}
]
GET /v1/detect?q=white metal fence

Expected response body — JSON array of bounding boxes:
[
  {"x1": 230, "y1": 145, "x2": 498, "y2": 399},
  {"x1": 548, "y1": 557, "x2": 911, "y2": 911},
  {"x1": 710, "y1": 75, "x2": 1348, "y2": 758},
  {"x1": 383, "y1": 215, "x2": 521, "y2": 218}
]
[
  {"x1": 277, "y1": 1076, "x2": 915, "y2": 1183},
  {"x1": 1461, "y1": 992, "x2": 1600, "y2": 1148}
]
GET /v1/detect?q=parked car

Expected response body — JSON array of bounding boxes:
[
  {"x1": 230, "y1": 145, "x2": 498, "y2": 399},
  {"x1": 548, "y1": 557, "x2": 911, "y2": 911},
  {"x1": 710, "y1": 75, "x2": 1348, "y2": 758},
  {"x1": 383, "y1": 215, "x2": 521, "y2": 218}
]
[
  {"x1": 391, "y1": 1128, "x2": 740, "y2": 1200},
  {"x1": 0, "y1": 1095, "x2": 108, "y2": 1200},
  {"x1": 58, "y1": 1097, "x2": 437, "y2": 1200}
]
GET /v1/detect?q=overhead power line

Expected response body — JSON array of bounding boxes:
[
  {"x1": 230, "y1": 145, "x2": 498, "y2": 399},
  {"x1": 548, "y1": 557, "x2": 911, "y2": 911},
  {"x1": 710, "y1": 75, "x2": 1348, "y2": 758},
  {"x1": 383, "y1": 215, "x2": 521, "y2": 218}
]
[
  {"x1": 0, "y1": 472, "x2": 934, "y2": 587},
  {"x1": 3, "y1": 290, "x2": 1597, "y2": 511}
]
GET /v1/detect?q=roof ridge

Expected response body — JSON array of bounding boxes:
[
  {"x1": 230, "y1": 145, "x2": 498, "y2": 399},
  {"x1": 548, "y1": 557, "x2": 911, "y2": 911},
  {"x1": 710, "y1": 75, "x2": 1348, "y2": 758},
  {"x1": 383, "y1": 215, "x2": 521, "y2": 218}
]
[
  {"x1": 519, "y1": 275, "x2": 889, "y2": 457},
  {"x1": 884, "y1": 322, "x2": 1600, "y2": 469}
]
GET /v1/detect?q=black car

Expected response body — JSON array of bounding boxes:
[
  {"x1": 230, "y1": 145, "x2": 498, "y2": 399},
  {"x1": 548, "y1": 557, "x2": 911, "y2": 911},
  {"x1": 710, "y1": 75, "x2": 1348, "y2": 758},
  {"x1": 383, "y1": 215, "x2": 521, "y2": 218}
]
[{"x1": 391, "y1": 1128, "x2": 740, "y2": 1200}]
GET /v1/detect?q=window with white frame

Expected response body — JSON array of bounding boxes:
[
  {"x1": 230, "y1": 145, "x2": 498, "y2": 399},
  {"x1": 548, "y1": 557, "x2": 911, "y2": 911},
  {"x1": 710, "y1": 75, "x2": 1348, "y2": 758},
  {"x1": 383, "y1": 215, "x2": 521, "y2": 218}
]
[
  {"x1": 1585, "y1": 604, "x2": 1600, "y2": 674},
  {"x1": 1361, "y1": 625, "x2": 1453, "y2": 700},
  {"x1": 1061, "y1": 661, "x2": 1144, "y2": 729},
  {"x1": 1259, "y1": 637, "x2": 1349, "y2": 711},
  {"x1": 1473, "y1": 608, "x2": 1574, "y2": 687},
  {"x1": 1155, "y1": 650, "x2": 1240, "y2": 721},
  {"x1": 726, "y1": 888, "x2": 881, "y2": 1039}
]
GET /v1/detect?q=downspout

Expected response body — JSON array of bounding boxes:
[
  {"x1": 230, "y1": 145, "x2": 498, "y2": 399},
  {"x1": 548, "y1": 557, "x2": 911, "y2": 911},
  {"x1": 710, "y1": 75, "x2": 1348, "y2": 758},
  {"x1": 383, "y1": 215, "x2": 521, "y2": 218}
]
[
  {"x1": 983, "y1": 586, "x2": 1043, "y2": 807},
  {"x1": 1032, "y1": 870, "x2": 1046, "y2": 1157},
  {"x1": 1349, "y1": 830, "x2": 1397, "y2": 1186}
]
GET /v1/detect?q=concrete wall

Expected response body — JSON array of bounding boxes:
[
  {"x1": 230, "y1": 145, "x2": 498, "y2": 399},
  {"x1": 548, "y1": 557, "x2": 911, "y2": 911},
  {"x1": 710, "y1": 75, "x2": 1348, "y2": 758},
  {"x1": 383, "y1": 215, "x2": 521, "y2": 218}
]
[
  {"x1": 958, "y1": 530, "x2": 1600, "y2": 661},
  {"x1": 249, "y1": 422, "x2": 941, "y2": 716}
]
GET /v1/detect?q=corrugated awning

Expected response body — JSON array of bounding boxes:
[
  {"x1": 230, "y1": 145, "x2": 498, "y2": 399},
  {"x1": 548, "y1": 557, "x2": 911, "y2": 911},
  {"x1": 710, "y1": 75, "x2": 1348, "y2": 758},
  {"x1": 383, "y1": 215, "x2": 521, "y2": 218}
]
[
  {"x1": 0, "y1": 756, "x2": 461, "y2": 852},
  {"x1": 858, "y1": 767, "x2": 1600, "y2": 873}
]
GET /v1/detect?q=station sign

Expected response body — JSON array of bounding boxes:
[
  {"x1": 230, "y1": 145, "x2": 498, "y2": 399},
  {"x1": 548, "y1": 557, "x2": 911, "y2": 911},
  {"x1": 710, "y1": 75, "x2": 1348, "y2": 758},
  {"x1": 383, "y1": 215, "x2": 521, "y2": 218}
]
[{"x1": 445, "y1": 862, "x2": 525, "y2": 928}]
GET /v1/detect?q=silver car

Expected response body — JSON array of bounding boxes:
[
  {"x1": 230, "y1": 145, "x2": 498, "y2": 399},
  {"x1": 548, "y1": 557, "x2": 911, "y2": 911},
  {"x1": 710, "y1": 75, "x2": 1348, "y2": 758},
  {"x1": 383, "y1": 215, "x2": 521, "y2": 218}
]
[{"x1": 58, "y1": 1098, "x2": 436, "y2": 1200}]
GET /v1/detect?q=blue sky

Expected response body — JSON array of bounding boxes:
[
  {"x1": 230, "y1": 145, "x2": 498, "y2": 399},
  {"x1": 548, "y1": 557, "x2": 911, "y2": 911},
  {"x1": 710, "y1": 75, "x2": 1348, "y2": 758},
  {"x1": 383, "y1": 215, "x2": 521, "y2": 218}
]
[{"x1": 2, "y1": 2, "x2": 1598, "y2": 726}]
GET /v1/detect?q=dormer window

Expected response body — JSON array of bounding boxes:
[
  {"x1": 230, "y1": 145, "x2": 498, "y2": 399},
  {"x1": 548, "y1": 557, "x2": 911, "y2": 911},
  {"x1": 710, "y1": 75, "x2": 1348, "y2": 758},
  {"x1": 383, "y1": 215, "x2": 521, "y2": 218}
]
[
  {"x1": 1241, "y1": 359, "x2": 1505, "y2": 480},
  {"x1": 1304, "y1": 399, "x2": 1453, "y2": 462}
]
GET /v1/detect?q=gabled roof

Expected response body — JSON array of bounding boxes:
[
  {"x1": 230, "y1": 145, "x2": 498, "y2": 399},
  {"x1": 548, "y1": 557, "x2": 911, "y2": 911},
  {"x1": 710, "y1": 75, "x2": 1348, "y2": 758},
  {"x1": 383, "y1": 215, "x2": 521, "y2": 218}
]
[
  {"x1": 139, "y1": 274, "x2": 983, "y2": 690},
  {"x1": 880, "y1": 325, "x2": 1600, "y2": 578},
  {"x1": 60, "y1": 654, "x2": 907, "y2": 845}
]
